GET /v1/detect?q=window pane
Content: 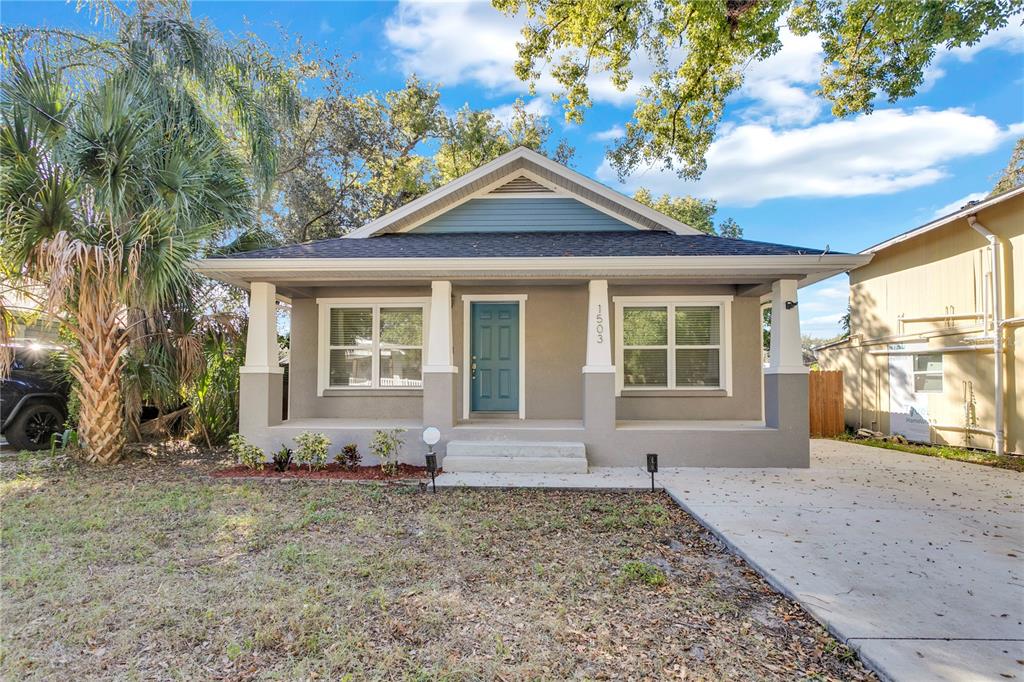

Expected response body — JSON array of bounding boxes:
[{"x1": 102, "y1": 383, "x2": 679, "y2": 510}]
[
  {"x1": 676, "y1": 348, "x2": 721, "y2": 387},
  {"x1": 623, "y1": 307, "x2": 667, "y2": 346},
  {"x1": 675, "y1": 306, "x2": 720, "y2": 345},
  {"x1": 914, "y1": 373, "x2": 942, "y2": 393},
  {"x1": 330, "y1": 308, "x2": 372, "y2": 347},
  {"x1": 623, "y1": 349, "x2": 668, "y2": 386},
  {"x1": 380, "y1": 307, "x2": 423, "y2": 346},
  {"x1": 329, "y1": 348, "x2": 371, "y2": 387},
  {"x1": 380, "y1": 348, "x2": 423, "y2": 387},
  {"x1": 913, "y1": 353, "x2": 942, "y2": 374}
]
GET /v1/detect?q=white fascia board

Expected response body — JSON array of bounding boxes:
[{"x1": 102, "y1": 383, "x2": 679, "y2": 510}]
[
  {"x1": 194, "y1": 253, "x2": 872, "y2": 282},
  {"x1": 343, "y1": 147, "x2": 702, "y2": 239},
  {"x1": 860, "y1": 185, "x2": 1024, "y2": 255}
]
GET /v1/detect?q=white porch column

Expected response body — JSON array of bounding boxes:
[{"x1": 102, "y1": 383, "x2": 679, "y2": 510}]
[
  {"x1": 423, "y1": 280, "x2": 456, "y2": 432},
  {"x1": 767, "y1": 279, "x2": 807, "y2": 374},
  {"x1": 424, "y1": 280, "x2": 456, "y2": 373},
  {"x1": 239, "y1": 281, "x2": 283, "y2": 443},
  {"x1": 763, "y1": 279, "x2": 809, "y2": 463},
  {"x1": 583, "y1": 280, "x2": 616, "y2": 431},
  {"x1": 242, "y1": 281, "x2": 283, "y2": 374},
  {"x1": 583, "y1": 279, "x2": 614, "y2": 373}
]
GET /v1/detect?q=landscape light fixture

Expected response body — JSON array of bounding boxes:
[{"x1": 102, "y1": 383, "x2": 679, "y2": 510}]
[
  {"x1": 646, "y1": 453, "x2": 659, "y2": 492},
  {"x1": 422, "y1": 426, "x2": 441, "y2": 493}
]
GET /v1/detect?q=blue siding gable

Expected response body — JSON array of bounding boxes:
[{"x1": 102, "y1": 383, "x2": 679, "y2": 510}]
[{"x1": 409, "y1": 197, "x2": 637, "y2": 233}]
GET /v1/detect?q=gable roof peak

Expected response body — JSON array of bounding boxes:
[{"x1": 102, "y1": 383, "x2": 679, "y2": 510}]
[{"x1": 345, "y1": 145, "x2": 700, "y2": 238}]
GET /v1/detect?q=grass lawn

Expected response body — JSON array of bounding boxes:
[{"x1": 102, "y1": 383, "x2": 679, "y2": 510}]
[
  {"x1": 833, "y1": 434, "x2": 1024, "y2": 472},
  {"x1": 2, "y1": 445, "x2": 874, "y2": 680}
]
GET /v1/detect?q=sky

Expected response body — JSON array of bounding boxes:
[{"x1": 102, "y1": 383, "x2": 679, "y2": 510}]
[{"x1": 3, "y1": 0, "x2": 1022, "y2": 338}]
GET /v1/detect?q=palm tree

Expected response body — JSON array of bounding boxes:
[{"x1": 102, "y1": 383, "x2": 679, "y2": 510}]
[{"x1": 0, "y1": 2, "x2": 297, "y2": 463}]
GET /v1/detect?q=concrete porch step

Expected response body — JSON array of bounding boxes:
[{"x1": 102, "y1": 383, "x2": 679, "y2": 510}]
[{"x1": 443, "y1": 440, "x2": 588, "y2": 474}]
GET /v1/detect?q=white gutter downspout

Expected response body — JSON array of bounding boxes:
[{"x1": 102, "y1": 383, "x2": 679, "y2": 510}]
[{"x1": 967, "y1": 215, "x2": 1005, "y2": 457}]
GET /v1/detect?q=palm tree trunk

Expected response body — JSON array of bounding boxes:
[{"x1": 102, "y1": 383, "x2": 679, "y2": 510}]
[{"x1": 70, "y1": 282, "x2": 127, "y2": 464}]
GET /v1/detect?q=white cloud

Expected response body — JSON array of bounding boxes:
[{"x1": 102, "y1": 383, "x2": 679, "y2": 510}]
[
  {"x1": 488, "y1": 97, "x2": 553, "y2": 127},
  {"x1": 591, "y1": 125, "x2": 625, "y2": 142},
  {"x1": 384, "y1": 0, "x2": 665, "y2": 106},
  {"x1": 319, "y1": 18, "x2": 335, "y2": 34},
  {"x1": 737, "y1": 28, "x2": 824, "y2": 126},
  {"x1": 931, "y1": 191, "x2": 988, "y2": 219},
  {"x1": 598, "y1": 108, "x2": 1020, "y2": 205}
]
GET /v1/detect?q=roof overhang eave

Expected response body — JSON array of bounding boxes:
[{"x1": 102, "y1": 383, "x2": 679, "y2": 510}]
[{"x1": 192, "y1": 254, "x2": 872, "y2": 288}]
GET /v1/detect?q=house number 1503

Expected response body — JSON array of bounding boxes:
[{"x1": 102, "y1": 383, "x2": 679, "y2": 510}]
[{"x1": 594, "y1": 304, "x2": 605, "y2": 343}]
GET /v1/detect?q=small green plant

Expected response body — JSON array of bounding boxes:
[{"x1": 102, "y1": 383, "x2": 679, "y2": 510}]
[
  {"x1": 370, "y1": 428, "x2": 405, "y2": 476},
  {"x1": 49, "y1": 429, "x2": 78, "y2": 457},
  {"x1": 338, "y1": 443, "x2": 362, "y2": 470},
  {"x1": 621, "y1": 560, "x2": 667, "y2": 587},
  {"x1": 272, "y1": 445, "x2": 293, "y2": 472},
  {"x1": 294, "y1": 432, "x2": 331, "y2": 471},
  {"x1": 228, "y1": 434, "x2": 264, "y2": 470}
]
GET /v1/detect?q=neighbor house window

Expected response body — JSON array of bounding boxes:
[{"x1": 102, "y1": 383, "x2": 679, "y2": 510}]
[
  {"x1": 913, "y1": 353, "x2": 943, "y2": 393},
  {"x1": 320, "y1": 301, "x2": 427, "y2": 391},
  {"x1": 615, "y1": 298, "x2": 730, "y2": 391}
]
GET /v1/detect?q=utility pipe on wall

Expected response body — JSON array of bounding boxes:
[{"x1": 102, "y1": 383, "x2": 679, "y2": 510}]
[{"x1": 967, "y1": 215, "x2": 1005, "y2": 457}]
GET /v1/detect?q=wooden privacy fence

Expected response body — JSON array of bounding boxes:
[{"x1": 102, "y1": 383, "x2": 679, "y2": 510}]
[{"x1": 809, "y1": 370, "x2": 845, "y2": 438}]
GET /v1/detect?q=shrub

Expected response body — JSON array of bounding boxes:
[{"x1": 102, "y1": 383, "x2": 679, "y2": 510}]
[
  {"x1": 294, "y1": 432, "x2": 331, "y2": 471},
  {"x1": 338, "y1": 443, "x2": 362, "y2": 470},
  {"x1": 228, "y1": 433, "x2": 264, "y2": 470},
  {"x1": 370, "y1": 428, "x2": 405, "y2": 476},
  {"x1": 272, "y1": 445, "x2": 293, "y2": 472}
]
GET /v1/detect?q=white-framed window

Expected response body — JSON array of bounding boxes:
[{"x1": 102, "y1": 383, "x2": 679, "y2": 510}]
[
  {"x1": 614, "y1": 296, "x2": 732, "y2": 393},
  {"x1": 913, "y1": 352, "x2": 943, "y2": 393},
  {"x1": 317, "y1": 299, "x2": 429, "y2": 393}
]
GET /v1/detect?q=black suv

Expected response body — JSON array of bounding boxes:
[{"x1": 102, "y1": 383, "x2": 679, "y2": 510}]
[{"x1": 1, "y1": 347, "x2": 69, "y2": 451}]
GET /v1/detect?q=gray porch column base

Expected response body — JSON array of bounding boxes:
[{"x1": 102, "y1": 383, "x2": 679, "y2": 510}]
[
  {"x1": 239, "y1": 372, "x2": 283, "y2": 439},
  {"x1": 583, "y1": 371, "x2": 616, "y2": 433},
  {"x1": 764, "y1": 371, "x2": 809, "y2": 465},
  {"x1": 423, "y1": 371, "x2": 456, "y2": 431}
]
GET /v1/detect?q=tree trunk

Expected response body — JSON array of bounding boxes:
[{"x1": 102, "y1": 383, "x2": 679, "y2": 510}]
[{"x1": 71, "y1": 284, "x2": 127, "y2": 464}]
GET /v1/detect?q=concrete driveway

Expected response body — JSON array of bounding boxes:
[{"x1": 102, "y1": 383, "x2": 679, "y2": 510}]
[
  {"x1": 660, "y1": 440, "x2": 1023, "y2": 681},
  {"x1": 439, "y1": 440, "x2": 1024, "y2": 681}
]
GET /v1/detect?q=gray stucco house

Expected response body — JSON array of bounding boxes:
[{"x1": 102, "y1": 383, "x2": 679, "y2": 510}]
[{"x1": 195, "y1": 147, "x2": 868, "y2": 471}]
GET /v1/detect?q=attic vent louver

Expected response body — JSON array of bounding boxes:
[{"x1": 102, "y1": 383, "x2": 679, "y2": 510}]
[{"x1": 489, "y1": 176, "x2": 554, "y2": 194}]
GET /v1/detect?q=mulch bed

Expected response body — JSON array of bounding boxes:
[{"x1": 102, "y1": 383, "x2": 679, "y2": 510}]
[{"x1": 211, "y1": 462, "x2": 436, "y2": 480}]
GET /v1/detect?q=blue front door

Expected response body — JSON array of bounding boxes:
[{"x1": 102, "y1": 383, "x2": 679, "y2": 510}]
[{"x1": 471, "y1": 303, "x2": 519, "y2": 412}]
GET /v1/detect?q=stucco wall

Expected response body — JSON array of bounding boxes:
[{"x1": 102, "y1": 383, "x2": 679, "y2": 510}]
[
  {"x1": 288, "y1": 285, "x2": 428, "y2": 421},
  {"x1": 817, "y1": 193, "x2": 1023, "y2": 453},
  {"x1": 287, "y1": 282, "x2": 764, "y2": 424},
  {"x1": 451, "y1": 284, "x2": 587, "y2": 420},
  {"x1": 610, "y1": 285, "x2": 764, "y2": 421}
]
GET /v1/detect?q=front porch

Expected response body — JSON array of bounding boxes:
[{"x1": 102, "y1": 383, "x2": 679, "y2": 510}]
[{"x1": 236, "y1": 276, "x2": 811, "y2": 468}]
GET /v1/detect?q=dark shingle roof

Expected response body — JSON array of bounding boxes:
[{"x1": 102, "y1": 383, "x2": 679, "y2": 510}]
[{"x1": 217, "y1": 231, "x2": 839, "y2": 260}]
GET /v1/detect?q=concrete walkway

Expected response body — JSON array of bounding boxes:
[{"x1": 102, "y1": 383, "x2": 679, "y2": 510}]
[{"x1": 437, "y1": 440, "x2": 1024, "y2": 681}]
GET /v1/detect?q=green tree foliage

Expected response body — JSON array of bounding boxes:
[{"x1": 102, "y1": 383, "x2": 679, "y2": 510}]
[
  {"x1": 269, "y1": 67, "x2": 575, "y2": 243},
  {"x1": 494, "y1": 0, "x2": 1020, "y2": 180},
  {"x1": 0, "y1": 0, "x2": 298, "y2": 461},
  {"x1": 991, "y1": 136, "x2": 1024, "y2": 195},
  {"x1": 633, "y1": 189, "x2": 743, "y2": 238}
]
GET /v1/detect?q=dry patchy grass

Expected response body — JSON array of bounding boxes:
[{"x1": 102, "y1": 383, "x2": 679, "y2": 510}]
[{"x1": 1, "y1": 445, "x2": 874, "y2": 680}]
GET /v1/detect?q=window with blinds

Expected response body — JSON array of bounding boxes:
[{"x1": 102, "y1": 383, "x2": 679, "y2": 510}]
[
  {"x1": 620, "y1": 302, "x2": 725, "y2": 390},
  {"x1": 325, "y1": 304, "x2": 424, "y2": 389}
]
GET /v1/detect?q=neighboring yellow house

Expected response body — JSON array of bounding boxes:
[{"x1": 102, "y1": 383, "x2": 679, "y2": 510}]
[{"x1": 817, "y1": 186, "x2": 1024, "y2": 455}]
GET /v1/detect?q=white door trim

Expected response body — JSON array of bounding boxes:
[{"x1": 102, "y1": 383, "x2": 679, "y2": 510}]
[{"x1": 461, "y1": 294, "x2": 528, "y2": 420}]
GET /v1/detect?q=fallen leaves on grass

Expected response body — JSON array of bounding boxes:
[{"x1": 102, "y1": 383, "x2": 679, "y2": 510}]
[{"x1": 2, "y1": 446, "x2": 874, "y2": 680}]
